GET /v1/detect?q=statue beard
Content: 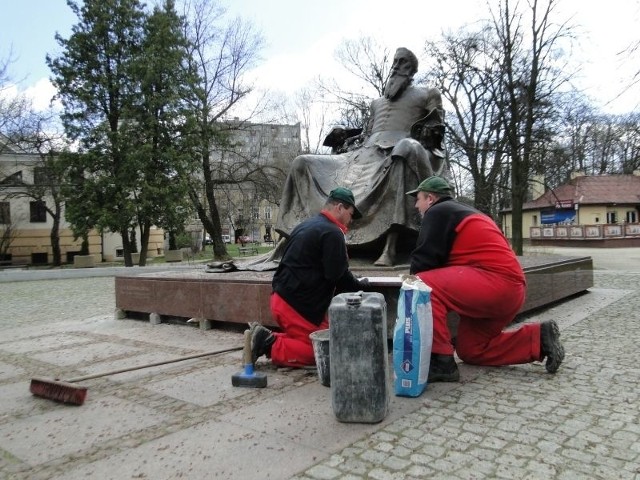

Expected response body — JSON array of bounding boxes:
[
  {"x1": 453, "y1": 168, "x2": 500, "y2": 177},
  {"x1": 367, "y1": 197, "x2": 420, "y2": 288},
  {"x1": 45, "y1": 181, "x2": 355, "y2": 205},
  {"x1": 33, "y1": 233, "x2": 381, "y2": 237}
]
[{"x1": 384, "y1": 74, "x2": 411, "y2": 100}]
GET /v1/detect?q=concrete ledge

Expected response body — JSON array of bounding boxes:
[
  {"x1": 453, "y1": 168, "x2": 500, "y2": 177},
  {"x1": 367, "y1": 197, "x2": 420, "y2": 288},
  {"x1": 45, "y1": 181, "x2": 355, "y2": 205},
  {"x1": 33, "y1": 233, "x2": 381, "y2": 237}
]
[
  {"x1": 164, "y1": 250, "x2": 183, "y2": 262},
  {"x1": 519, "y1": 255, "x2": 594, "y2": 312},
  {"x1": 115, "y1": 255, "x2": 593, "y2": 328},
  {"x1": 73, "y1": 255, "x2": 96, "y2": 268}
]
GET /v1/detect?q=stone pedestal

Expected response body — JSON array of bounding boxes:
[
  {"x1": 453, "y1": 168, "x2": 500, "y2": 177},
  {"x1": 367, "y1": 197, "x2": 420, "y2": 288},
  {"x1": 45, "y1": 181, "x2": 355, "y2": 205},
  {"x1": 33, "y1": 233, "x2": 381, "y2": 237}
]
[{"x1": 115, "y1": 255, "x2": 594, "y2": 329}]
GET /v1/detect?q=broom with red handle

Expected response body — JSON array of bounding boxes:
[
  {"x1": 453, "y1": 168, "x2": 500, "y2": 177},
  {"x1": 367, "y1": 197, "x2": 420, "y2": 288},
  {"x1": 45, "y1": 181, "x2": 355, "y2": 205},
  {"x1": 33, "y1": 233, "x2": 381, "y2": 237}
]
[{"x1": 30, "y1": 345, "x2": 243, "y2": 406}]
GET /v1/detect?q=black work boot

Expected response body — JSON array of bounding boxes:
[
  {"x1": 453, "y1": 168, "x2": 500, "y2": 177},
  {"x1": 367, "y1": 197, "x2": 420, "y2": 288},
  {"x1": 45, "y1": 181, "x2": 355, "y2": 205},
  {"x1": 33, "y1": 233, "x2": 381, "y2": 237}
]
[
  {"x1": 428, "y1": 354, "x2": 460, "y2": 382},
  {"x1": 249, "y1": 323, "x2": 275, "y2": 363},
  {"x1": 540, "y1": 320, "x2": 565, "y2": 374}
]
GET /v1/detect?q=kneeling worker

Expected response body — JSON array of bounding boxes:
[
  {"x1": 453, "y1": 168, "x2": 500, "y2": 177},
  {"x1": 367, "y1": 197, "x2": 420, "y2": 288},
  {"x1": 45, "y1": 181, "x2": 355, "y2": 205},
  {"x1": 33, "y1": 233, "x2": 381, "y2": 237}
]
[
  {"x1": 250, "y1": 187, "x2": 368, "y2": 366},
  {"x1": 406, "y1": 176, "x2": 565, "y2": 381}
]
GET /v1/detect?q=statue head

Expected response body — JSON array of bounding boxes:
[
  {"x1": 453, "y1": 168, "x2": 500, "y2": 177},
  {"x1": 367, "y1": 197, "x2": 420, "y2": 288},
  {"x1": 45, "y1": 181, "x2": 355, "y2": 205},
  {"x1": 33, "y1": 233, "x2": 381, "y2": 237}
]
[
  {"x1": 392, "y1": 48, "x2": 418, "y2": 77},
  {"x1": 384, "y1": 48, "x2": 418, "y2": 100}
]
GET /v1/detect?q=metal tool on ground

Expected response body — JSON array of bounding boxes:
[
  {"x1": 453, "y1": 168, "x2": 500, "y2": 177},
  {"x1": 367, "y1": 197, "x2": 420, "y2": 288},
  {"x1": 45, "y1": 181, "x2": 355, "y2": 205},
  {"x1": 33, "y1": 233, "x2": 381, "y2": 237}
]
[
  {"x1": 231, "y1": 329, "x2": 267, "y2": 388},
  {"x1": 29, "y1": 345, "x2": 243, "y2": 406}
]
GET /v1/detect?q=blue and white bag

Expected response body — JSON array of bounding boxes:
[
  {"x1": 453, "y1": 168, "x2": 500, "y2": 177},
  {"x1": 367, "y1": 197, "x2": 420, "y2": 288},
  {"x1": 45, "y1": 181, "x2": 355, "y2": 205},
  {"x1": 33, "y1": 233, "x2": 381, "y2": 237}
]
[{"x1": 393, "y1": 275, "x2": 433, "y2": 397}]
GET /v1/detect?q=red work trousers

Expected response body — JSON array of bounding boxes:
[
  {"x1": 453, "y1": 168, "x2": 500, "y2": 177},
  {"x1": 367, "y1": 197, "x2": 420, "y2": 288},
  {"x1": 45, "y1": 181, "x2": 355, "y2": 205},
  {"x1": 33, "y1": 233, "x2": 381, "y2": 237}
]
[
  {"x1": 269, "y1": 292, "x2": 329, "y2": 367},
  {"x1": 417, "y1": 266, "x2": 542, "y2": 366}
]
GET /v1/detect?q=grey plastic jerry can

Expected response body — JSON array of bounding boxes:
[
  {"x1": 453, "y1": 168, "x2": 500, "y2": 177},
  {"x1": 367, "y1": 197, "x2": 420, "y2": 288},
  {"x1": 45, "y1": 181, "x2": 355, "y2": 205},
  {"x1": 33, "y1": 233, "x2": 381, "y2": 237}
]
[{"x1": 329, "y1": 291, "x2": 389, "y2": 423}]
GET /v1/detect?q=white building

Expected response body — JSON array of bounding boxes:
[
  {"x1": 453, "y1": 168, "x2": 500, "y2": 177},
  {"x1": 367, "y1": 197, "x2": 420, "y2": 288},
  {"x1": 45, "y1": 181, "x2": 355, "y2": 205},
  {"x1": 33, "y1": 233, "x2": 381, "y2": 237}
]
[{"x1": 0, "y1": 146, "x2": 163, "y2": 265}]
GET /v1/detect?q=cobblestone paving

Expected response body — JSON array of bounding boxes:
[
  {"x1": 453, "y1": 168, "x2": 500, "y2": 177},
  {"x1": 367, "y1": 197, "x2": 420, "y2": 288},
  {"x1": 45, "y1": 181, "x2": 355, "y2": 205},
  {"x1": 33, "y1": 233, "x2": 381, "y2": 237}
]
[{"x1": 292, "y1": 271, "x2": 640, "y2": 480}]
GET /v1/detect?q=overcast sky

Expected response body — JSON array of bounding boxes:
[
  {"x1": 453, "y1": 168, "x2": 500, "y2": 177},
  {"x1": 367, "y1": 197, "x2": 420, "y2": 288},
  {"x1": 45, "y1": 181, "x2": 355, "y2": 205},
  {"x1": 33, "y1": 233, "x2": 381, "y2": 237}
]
[{"x1": 1, "y1": 0, "x2": 639, "y2": 113}]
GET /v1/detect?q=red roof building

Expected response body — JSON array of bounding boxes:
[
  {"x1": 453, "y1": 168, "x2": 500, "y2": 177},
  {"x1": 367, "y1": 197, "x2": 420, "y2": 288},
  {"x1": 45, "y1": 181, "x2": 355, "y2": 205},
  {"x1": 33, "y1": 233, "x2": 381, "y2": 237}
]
[{"x1": 502, "y1": 172, "x2": 640, "y2": 246}]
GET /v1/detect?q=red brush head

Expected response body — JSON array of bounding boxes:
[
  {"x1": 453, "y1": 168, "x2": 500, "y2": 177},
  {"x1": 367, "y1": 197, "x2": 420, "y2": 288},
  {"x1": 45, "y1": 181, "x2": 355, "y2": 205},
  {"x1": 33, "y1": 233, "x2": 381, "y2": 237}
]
[{"x1": 29, "y1": 378, "x2": 88, "y2": 406}]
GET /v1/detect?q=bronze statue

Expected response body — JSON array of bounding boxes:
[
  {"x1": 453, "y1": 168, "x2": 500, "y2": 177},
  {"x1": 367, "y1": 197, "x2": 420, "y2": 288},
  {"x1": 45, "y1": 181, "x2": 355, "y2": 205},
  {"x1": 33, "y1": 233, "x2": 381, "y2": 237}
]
[{"x1": 276, "y1": 47, "x2": 448, "y2": 267}]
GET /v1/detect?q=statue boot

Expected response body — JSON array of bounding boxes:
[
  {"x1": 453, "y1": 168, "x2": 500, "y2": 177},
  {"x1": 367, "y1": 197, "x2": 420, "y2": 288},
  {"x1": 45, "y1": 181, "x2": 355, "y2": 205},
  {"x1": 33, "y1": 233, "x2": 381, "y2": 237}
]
[{"x1": 373, "y1": 232, "x2": 398, "y2": 267}]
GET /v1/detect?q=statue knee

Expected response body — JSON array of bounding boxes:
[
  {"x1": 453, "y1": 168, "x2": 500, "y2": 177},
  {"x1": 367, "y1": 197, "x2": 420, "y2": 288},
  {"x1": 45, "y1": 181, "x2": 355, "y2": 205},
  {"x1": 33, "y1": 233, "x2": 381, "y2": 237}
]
[
  {"x1": 290, "y1": 155, "x2": 311, "y2": 175},
  {"x1": 390, "y1": 139, "x2": 434, "y2": 175},
  {"x1": 390, "y1": 138, "x2": 423, "y2": 162}
]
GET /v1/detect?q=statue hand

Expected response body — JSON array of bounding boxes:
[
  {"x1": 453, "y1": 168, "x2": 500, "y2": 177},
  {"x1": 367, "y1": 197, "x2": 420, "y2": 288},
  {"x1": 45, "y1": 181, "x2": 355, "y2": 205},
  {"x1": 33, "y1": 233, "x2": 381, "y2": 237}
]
[{"x1": 342, "y1": 134, "x2": 363, "y2": 152}]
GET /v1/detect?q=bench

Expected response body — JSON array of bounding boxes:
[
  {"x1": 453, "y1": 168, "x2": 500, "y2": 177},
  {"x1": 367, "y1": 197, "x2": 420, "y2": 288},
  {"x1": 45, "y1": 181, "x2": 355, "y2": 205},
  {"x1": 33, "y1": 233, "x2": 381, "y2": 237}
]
[{"x1": 238, "y1": 246, "x2": 259, "y2": 256}]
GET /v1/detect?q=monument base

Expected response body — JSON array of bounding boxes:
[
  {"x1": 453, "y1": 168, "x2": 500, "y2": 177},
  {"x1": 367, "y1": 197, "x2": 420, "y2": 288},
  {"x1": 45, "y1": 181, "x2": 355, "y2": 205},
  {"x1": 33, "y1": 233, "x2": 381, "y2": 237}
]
[{"x1": 115, "y1": 255, "x2": 593, "y2": 330}]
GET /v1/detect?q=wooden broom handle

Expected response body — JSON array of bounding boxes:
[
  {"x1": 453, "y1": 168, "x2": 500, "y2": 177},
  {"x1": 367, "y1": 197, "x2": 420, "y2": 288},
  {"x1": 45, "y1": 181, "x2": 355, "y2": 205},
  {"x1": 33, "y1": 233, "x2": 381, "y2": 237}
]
[
  {"x1": 66, "y1": 345, "x2": 243, "y2": 383},
  {"x1": 243, "y1": 329, "x2": 252, "y2": 365}
]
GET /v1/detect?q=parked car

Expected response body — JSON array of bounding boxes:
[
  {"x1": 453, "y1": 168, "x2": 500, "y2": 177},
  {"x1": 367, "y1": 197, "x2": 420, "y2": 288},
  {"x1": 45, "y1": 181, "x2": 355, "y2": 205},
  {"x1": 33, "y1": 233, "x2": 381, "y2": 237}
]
[{"x1": 205, "y1": 235, "x2": 232, "y2": 245}]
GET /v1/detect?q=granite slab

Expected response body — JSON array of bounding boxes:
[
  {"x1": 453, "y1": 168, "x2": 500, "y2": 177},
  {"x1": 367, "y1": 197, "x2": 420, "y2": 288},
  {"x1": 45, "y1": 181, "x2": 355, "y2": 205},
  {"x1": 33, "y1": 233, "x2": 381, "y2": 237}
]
[{"x1": 115, "y1": 255, "x2": 593, "y2": 328}]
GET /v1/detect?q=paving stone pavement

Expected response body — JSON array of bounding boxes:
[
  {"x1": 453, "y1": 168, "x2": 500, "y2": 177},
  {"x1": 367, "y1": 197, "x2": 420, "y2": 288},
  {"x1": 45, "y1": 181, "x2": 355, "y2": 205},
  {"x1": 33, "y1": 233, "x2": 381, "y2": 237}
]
[{"x1": 0, "y1": 247, "x2": 639, "y2": 479}]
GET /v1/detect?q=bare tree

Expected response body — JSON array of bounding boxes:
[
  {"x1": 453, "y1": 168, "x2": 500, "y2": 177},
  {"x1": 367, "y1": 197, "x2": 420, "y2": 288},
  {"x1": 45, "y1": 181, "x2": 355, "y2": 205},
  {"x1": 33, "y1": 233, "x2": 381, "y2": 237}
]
[
  {"x1": 580, "y1": 112, "x2": 640, "y2": 175},
  {"x1": 609, "y1": 3, "x2": 640, "y2": 109},
  {"x1": 1, "y1": 52, "x2": 70, "y2": 266},
  {"x1": 616, "y1": 112, "x2": 640, "y2": 174},
  {"x1": 294, "y1": 86, "x2": 332, "y2": 154},
  {"x1": 555, "y1": 92, "x2": 596, "y2": 178},
  {"x1": 530, "y1": 91, "x2": 640, "y2": 190},
  {"x1": 490, "y1": 0, "x2": 574, "y2": 254},
  {"x1": 424, "y1": 25, "x2": 509, "y2": 219},
  {"x1": 0, "y1": 108, "x2": 69, "y2": 266},
  {"x1": 181, "y1": 0, "x2": 279, "y2": 260},
  {"x1": 316, "y1": 37, "x2": 392, "y2": 130},
  {"x1": 0, "y1": 52, "x2": 32, "y2": 140}
]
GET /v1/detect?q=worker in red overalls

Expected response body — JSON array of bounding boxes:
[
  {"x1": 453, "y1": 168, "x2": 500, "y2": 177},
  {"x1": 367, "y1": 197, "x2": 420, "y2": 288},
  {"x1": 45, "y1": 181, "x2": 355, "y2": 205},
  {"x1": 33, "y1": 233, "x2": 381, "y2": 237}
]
[
  {"x1": 250, "y1": 187, "x2": 368, "y2": 367},
  {"x1": 407, "y1": 176, "x2": 565, "y2": 382}
]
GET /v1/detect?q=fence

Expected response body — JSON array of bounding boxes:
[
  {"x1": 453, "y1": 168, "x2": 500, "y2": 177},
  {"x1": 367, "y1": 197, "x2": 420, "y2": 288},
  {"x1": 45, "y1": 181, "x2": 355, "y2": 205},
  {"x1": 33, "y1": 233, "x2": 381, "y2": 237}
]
[{"x1": 530, "y1": 223, "x2": 640, "y2": 240}]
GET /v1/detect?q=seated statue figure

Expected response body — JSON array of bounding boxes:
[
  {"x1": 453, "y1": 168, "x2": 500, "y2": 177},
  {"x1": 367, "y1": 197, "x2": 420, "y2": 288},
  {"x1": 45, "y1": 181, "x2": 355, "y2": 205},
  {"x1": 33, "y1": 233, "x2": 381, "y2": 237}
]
[{"x1": 275, "y1": 47, "x2": 448, "y2": 266}]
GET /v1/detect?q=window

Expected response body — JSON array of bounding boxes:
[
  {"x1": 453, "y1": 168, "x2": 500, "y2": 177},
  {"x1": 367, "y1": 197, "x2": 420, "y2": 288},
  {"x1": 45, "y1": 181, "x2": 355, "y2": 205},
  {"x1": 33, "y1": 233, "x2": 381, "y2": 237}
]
[
  {"x1": 0, "y1": 171, "x2": 22, "y2": 186},
  {"x1": 264, "y1": 206, "x2": 272, "y2": 220},
  {"x1": 532, "y1": 215, "x2": 538, "y2": 226},
  {"x1": 33, "y1": 167, "x2": 51, "y2": 185},
  {"x1": 31, "y1": 252, "x2": 48, "y2": 264},
  {"x1": 30, "y1": 201, "x2": 47, "y2": 223},
  {"x1": 606, "y1": 211, "x2": 617, "y2": 224},
  {"x1": 0, "y1": 202, "x2": 10, "y2": 224},
  {"x1": 626, "y1": 211, "x2": 638, "y2": 223}
]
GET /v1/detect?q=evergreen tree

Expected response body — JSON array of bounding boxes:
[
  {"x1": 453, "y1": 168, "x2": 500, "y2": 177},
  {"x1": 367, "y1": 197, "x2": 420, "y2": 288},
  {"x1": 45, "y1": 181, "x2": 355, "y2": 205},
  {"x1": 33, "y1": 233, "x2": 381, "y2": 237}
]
[
  {"x1": 126, "y1": 0, "x2": 197, "y2": 263},
  {"x1": 49, "y1": 0, "x2": 194, "y2": 266}
]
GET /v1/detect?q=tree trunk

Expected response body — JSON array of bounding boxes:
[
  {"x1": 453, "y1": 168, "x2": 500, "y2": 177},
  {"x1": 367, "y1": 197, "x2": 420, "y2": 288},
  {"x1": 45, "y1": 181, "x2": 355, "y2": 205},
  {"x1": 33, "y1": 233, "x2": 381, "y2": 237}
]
[
  {"x1": 80, "y1": 234, "x2": 90, "y2": 255},
  {"x1": 50, "y1": 213, "x2": 62, "y2": 266},
  {"x1": 139, "y1": 219, "x2": 151, "y2": 266},
  {"x1": 510, "y1": 160, "x2": 526, "y2": 255},
  {"x1": 121, "y1": 227, "x2": 133, "y2": 267},
  {"x1": 168, "y1": 231, "x2": 178, "y2": 250}
]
